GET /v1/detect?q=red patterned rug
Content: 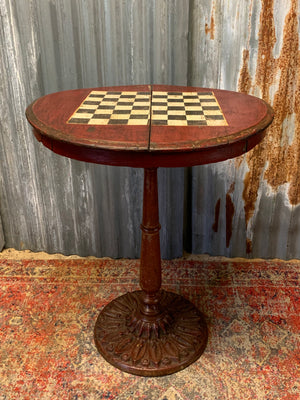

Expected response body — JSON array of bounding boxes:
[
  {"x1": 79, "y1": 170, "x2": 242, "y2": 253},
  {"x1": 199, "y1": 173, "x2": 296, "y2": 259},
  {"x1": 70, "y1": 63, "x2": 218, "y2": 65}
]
[{"x1": 0, "y1": 257, "x2": 299, "y2": 399}]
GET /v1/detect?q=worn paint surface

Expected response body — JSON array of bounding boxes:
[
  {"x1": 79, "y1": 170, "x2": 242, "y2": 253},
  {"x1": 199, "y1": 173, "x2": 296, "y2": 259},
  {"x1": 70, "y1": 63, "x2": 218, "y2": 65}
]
[{"x1": 0, "y1": 0, "x2": 299, "y2": 259}]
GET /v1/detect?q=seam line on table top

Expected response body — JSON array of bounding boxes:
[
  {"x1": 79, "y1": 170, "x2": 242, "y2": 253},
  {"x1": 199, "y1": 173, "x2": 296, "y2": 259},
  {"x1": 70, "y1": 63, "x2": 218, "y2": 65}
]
[{"x1": 148, "y1": 86, "x2": 153, "y2": 151}]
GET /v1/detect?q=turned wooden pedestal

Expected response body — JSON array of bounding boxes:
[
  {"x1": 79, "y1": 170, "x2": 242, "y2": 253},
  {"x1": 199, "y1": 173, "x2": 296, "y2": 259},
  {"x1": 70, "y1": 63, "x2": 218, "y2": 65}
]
[{"x1": 94, "y1": 168, "x2": 208, "y2": 376}]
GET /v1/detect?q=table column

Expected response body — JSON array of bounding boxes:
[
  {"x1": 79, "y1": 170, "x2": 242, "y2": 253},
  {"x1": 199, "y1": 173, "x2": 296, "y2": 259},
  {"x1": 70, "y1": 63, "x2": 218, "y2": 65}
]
[{"x1": 94, "y1": 167, "x2": 208, "y2": 376}]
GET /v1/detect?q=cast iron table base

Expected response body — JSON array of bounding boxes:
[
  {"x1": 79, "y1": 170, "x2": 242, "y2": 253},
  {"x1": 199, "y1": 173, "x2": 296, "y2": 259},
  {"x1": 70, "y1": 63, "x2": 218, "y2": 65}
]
[
  {"x1": 94, "y1": 290, "x2": 207, "y2": 376},
  {"x1": 94, "y1": 168, "x2": 208, "y2": 376}
]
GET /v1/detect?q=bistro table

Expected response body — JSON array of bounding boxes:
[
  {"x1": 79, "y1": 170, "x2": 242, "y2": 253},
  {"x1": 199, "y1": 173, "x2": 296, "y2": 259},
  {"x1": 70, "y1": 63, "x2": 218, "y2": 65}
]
[{"x1": 26, "y1": 85, "x2": 273, "y2": 376}]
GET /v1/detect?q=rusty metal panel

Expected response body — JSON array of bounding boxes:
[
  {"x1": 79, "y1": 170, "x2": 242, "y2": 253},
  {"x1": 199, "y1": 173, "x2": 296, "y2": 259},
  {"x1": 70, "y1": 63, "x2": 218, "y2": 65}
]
[{"x1": 189, "y1": 0, "x2": 300, "y2": 259}]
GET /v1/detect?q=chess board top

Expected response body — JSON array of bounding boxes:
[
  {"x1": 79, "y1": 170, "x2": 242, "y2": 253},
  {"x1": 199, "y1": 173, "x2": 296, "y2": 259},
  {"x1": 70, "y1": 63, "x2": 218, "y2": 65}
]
[
  {"x1": 26, "y1": 85, "x2": 273, "y2": 167},
  {"x1": 67, "y1": 90, "x2": 228, "y2": 127}
]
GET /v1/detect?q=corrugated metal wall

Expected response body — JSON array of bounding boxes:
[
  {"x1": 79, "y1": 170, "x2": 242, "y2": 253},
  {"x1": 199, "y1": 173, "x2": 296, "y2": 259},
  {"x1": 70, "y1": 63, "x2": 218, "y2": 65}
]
[{"x1": 0, "y1": 0, "x2": 299, "y2": 259}]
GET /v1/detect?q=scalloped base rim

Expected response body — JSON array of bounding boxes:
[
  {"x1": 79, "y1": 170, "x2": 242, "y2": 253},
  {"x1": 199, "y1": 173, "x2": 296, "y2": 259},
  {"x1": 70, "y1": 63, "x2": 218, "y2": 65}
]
[{"x1": 94, "y1": 290, "x2": 208, "y2": 376}]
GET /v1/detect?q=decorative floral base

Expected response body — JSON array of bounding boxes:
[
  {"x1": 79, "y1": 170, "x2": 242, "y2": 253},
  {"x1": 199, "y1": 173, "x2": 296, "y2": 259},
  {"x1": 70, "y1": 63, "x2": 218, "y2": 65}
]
[{"x1": 94, "y1": 290, "x2": 208, "y2": 376}]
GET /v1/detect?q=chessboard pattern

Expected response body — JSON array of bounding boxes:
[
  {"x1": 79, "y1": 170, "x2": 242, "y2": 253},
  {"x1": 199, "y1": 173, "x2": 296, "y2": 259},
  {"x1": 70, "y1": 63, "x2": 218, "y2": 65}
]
[
  {"x1": 68, "y1": 90, "x2": 227, "y2": 127},
  {"x1": 151, "y1": 91, "x2": 228, "y2": 126},
  {"x1": 68, "y1": 91, "x2": 151, "y2": 126}
]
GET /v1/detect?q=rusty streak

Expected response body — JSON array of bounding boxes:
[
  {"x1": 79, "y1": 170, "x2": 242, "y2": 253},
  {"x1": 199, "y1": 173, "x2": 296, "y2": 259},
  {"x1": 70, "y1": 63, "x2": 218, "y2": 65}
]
[
  {"x1": 226, "y1": 193, "x2": 235, "y2": 248},
  {"x1": 238, "y1": 49, "x2": 252, "y2": 94},
  {"x1": 246, "y1": 238, "x2": 252, "y2": 254},
  {"x1": 205, "y1": 3, "x2": 215, "y2": 40},
  {"x1": 212, "y1": 198, "x2": 221, "y2": 232}
]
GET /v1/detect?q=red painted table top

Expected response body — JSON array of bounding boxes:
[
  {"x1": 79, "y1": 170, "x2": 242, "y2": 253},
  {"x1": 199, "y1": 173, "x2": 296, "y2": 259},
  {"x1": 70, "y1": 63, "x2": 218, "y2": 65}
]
[{"x1": 26, "y1": 85, "x2": 274, "y2": 168}]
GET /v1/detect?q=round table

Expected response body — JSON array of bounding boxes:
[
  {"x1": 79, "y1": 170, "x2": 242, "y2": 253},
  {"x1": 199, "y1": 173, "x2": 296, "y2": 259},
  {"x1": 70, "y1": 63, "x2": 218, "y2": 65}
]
[{"x1": 26, "y1": 84, "x2": 273, "y2": 376}]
